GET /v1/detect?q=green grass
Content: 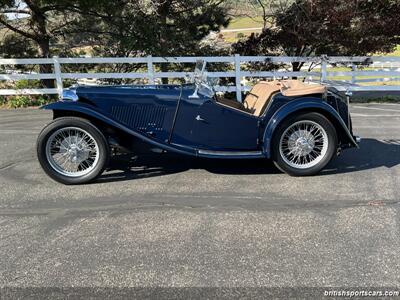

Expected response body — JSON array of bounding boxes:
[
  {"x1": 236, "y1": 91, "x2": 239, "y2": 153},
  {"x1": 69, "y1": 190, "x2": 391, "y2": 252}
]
[
  {"x1": 225, "y1": 16, "x2": 264, "y2": 30},
  {"x1": 318, "y1": 67, "x2": 400, "y2": 86},
  {"x1": 222, "y1": 16, "x2": 264, "y2": 43}
]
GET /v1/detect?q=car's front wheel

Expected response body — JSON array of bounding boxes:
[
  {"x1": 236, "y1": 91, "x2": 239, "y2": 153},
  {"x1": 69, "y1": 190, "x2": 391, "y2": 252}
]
[
  {"x1": 37, "y1": 117, "x2": 110, "y2": 185},
  {"x1": 272, "y1": 112, "x2": 337, "y2": 176}
]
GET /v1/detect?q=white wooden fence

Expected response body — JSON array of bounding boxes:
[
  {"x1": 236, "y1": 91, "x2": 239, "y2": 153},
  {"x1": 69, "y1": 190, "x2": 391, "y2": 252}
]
[{"x1": 0, "y1": 55, "x2": 400, "y2": 101}]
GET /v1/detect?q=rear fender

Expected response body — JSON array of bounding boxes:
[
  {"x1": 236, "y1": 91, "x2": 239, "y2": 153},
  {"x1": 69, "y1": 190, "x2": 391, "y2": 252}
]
[
  {"x1": 262, "y1": 98, "x2": 358, "y2": 158},
  {"x1": 41, "y1": 102, "x2": 196, "y2": 156}
]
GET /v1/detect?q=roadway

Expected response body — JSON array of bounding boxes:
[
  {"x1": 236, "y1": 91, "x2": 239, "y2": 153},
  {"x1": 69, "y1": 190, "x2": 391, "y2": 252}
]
[{"x1": 0, "y1": 104, "x2": 399, "y2": 298}]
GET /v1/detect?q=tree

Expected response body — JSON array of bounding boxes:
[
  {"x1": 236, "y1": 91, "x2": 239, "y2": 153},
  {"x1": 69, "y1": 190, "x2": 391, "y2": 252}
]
[
  {"x1": 0, "y1": 0, "x2": 230, "y2": 85},
  {"x1": 233, "y1": 0, "x2": 400, "y2": 71},
  {"x1": 72, "y1": 0, "x2": 230, "y2": 82},
  {"x1": 0, "y1": 0, "x2": 70, "y2": 87},
  {"x1": 0, "y1": 0, "x2": 106, "y2": 87},
  {"x1": 0, "y1": 32, "x2": 36, "y2": 58},
  {"x1": 140, "y1": 0, "x2": 230, "y2": 83},
  {"x1": 140, "y1": 0, "x2": 229, "y2": 57}
]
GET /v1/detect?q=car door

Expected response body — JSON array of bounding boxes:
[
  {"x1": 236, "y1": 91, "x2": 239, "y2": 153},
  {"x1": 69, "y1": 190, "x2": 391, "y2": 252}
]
[{"x1": 192, "y1": 99, "x2": 260, "y2": 150}]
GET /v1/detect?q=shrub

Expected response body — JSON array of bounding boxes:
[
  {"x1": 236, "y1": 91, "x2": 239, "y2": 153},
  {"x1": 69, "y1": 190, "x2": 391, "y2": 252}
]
[
  {"x1": 14, "y1": 79, "x2": 41, "y2": 89},
  {"x1": 32, "y1": 96, "x2": 51, "y2": 106},
  {"x1": 236, "y1": 32, "x2": 245, "y2": 39},
  {"x1": 4, "y1": 94, "x2": 53, "y2": 108},
  {"x1": 7, "y1": 95, "x2": 32, "y2": 108}
]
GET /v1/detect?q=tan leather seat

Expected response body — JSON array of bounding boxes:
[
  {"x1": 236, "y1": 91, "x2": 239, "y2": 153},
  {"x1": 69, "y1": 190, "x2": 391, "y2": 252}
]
[
  {"x1": 243, "y1": 81, "x2": 281, "y2": 116},
  {"x1": 279, "y1": 80, "x2": 326, "y2": 97},
  {"x1": 215, "y1": 81, "x2": 280, "y2": 117},
  {"x1": 216, "y1": 80, "x2": 326, "y2": 117}
]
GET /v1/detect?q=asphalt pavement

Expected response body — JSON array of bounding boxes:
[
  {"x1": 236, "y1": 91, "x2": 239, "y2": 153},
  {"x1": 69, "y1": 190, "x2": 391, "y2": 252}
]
[{"x1": 0, "y1": 104, "x2": 399, "y2": 298}]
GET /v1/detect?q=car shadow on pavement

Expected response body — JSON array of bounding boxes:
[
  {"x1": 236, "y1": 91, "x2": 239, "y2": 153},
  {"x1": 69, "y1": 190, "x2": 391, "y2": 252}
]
[
  {"x1": 95, "y1": 154, "x2": 190, "y2": 183},
  {"x1": 322, "y1": 138, "x2": 400, "y2": 175},
  {"x1": 95, "y1": 154, "x2": 279, "y2": 184},
  {"x1": 95, "y1": 138, "x2": 400, "y2": 183}
]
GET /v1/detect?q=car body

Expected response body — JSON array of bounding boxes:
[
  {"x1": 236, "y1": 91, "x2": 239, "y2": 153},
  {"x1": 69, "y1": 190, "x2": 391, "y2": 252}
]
[{"x1": 36, "y1": 62, "x2": 359, "y2": 184}]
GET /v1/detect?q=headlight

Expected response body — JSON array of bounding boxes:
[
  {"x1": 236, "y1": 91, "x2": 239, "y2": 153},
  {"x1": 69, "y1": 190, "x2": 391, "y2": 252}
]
[{"x1": 62, "y1": 89, "x2": 79, "y2": 102}]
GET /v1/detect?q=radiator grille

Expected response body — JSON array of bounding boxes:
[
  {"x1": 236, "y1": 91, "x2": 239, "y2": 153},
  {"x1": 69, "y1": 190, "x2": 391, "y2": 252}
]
[{"x1": 111, "y1": 105, "x2": 167, "y2": 131}]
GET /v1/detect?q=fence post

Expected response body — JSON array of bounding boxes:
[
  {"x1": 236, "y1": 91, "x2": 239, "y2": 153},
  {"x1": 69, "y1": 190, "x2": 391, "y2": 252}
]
[
  {"x1": 52, "y1": 56, "x2": 63, "y2": 98},
  {"x1": 234, "y1": 54, "x2": 242, "y2": 102},
  {"x1": 147, "y1": 55, "x2": 155, "y2": 84},
  {"x1": 351, "y1": 64, "x2": 357, "y2": 84},
  {"x1": 320, "y1": 55, "x2": 328, "y2": 82}
]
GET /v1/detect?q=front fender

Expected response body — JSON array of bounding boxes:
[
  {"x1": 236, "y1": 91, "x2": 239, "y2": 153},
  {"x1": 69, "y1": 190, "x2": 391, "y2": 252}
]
[
  {"x1": 262, "y1": 98, "x2": 358, "y2": 158},
  {"x1": 40, "y1": 102, "x2": 196, "y2": 156},
  {"x1": 42, "y1": 101, "x2": 111, "y2": 123}
]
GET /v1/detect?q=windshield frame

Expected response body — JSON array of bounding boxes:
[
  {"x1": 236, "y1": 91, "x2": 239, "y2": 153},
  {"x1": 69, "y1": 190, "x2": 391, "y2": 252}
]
[{"x1": 191, "y1": 60, "x2": 217, "y2": 98}]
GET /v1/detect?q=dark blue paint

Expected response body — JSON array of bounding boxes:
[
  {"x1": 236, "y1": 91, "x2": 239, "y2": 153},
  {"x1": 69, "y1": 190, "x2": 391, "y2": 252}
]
[
  {"x1": 41, "y1": 84, "x2": 357, "y2": 159},
  {"x1": 74, "y1": 85, "x2": 181, "y2": 143},
  {"x1": 193, "y1": 99, "x2": 259, "y2": 150},
  {"x1": 261, "y1": 97, "x2": 358, "y2": 158},
  {"x1": 42, "y1": 101, "x2": 198, "y2": 156},
  {"x1": 169, "y1": 89, "x2": 204, "y2": 147}
]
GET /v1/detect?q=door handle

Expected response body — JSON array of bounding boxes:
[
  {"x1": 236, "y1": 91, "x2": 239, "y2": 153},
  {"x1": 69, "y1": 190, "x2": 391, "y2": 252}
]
[{"x1": 195, "y1": 115, "x2": 205, "y2": 121}]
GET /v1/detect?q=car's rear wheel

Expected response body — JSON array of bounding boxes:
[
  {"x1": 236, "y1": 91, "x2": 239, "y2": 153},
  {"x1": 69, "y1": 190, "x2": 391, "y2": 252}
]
[
  {"x1": 272, "y1": 112, "x2": 337, "y2": 176},
  {"x1": 37, "y1": 117, "x2": 109, "y2": 184}
]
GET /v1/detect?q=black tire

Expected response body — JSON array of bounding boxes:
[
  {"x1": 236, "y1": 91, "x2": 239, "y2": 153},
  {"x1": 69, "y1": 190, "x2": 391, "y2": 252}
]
[
  {"x1": 37, "y1": 117, "x2": 110, "y2": 185},
  {"x1": 271, "y1": 112, "x2": 337, "y2": 176}
]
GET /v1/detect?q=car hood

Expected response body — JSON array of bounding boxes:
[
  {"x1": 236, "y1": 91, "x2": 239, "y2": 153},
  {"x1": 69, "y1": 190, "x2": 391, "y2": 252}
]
[
  {"x1": 75, "y1": 84, "x2": 182, "y2": 96},
  {"x1": 69, "y1": 84, "x2": 185, "y2": 106}
]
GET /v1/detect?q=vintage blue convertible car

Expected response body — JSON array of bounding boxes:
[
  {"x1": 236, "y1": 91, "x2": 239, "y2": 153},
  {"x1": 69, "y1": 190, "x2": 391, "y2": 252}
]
[{"x1": 37, "y1": 61, "x2": 359, "y2": 184}]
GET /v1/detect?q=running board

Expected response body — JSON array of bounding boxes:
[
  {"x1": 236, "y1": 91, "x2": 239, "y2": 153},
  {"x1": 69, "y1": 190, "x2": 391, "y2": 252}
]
[{"x1": 197, "y1": 149, "x2": 264, "y2": 159}]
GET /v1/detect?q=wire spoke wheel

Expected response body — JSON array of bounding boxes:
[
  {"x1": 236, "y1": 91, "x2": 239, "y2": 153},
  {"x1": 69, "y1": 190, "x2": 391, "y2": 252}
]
[
  {"x1": 45, "y1": 127, "x2": 100, "y2": 177},
  {"x1": 279, "y1": 120, "x2": 329, "y2": 170}
]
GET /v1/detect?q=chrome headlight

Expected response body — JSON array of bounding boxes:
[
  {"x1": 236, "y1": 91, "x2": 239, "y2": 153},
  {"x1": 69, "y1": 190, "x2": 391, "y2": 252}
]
[{"x1": 62, "y1": 89, "x2": 79, "y2": 102}]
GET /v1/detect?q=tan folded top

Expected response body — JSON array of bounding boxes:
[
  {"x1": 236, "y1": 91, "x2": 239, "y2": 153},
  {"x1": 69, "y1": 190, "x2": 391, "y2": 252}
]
[{"x1": 269, "y1": 80, "x2": 326, "y2": 97}]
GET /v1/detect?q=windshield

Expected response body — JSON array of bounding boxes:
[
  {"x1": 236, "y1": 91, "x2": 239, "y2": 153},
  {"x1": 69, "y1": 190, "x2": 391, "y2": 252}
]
[
  {"x1": 194, "y1": 60, "x2": 206, "y2": 76},
  {"x1": 192, "y1": 60, "x2": 218, "y2": 98}
]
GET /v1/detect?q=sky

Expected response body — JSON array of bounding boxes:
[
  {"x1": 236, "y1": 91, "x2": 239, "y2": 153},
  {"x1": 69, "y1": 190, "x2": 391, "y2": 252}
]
[{"x1": 5, "y1": 0, "x2": 28, "y2": 20}]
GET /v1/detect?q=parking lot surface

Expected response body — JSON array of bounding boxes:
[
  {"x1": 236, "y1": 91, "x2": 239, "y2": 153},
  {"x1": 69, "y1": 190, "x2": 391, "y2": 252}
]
[{"x1": 0, "y1": 104, "x2": 399, "y2": 295}]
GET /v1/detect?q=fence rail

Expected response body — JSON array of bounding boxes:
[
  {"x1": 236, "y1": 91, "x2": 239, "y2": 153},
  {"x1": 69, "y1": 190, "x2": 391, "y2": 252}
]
[{"x1": 1, "y1": 55, "x2": 400, "y2": 101}]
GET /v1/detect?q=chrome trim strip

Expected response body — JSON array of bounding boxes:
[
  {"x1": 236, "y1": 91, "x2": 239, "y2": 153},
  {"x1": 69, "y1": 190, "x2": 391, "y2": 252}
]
[{"x1": 197, "y1": 150, "x2": 263, "y2": 156}]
